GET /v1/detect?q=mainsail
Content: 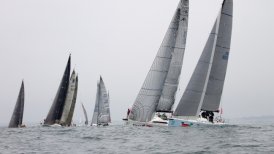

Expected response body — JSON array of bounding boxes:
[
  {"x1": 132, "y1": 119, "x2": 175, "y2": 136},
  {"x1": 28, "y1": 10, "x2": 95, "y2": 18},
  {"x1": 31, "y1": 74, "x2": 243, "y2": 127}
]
[
  {"x1": 91, "y1": 77, "x2": 111, "y2": 125},
  {"x1": 81, "y1": 103, "x2": 88, "y2": 125},
  {"x1": 174, "y1": 0, "x2": 233, "y2": 116},
  {"x1": 8, "y1": 81, "x2": 24, "y2": 128},
  {"x1": 129, "y1": 0, "x2": 189, "y2": 122},
  {"x1": 60, "y1": 70, "x2": 78, "y2": 126},
  {"x1": 44, "y1": 55, "x2": 71, "y2": 125}
]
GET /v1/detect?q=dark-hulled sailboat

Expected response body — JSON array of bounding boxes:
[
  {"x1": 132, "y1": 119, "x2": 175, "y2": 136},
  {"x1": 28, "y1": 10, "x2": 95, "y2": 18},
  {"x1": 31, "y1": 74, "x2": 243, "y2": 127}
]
[
  {"x1": 9, "y1": 81, "x2": 25, "y2": 128},
  {"x1": 44, "y1": 55, "x2": 71, "y2": 125}
]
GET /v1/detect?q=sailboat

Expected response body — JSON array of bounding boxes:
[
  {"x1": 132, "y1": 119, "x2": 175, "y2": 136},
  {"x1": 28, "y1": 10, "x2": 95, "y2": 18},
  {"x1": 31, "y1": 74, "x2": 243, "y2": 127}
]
[
  {"x1": 44, "y1": 55, "x2": 79, "y2": 127},
  {"x1": 81, "y1": 103, "x2": 88, "y2": 125},
  {"x1": 60, "y1": 70, "x2": 79, "y2": 126},
  {"x1": 169, "y1": 0, "x2": 233, "y2": 127},
  {"x1": 91, "y1": 76, "x2": 111, "y2": 126},
  {"x1": 8, "y1": 81, "x2": 25, "y2": 128},
  {"x1": 127, "y1": 0, "x2": 189, "y2": 126}
]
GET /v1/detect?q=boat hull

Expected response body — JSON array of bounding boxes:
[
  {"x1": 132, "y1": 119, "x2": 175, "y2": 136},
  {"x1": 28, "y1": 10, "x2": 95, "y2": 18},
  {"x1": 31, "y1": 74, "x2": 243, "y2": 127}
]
[
  {"x1": 125, "y1": 119, "x2": 168, "y2": 127},
  {"x1": 168, "y1": 117, "x2": 226, "y2": 127}
]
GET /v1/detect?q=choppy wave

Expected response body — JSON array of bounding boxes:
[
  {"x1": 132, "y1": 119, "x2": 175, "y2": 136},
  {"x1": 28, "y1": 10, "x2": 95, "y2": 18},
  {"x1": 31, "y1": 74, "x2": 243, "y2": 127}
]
[{"x1": 0, "y1": 122, "x2": 274, "y2": 153}]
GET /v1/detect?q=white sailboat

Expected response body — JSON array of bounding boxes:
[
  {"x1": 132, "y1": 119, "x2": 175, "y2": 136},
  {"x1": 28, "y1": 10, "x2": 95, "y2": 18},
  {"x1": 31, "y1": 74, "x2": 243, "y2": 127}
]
[
  {"x1": 169, "y1": 0, "x2": 233, "y2": 127},
  {"x1": 91, "y1": 76, "x2": 111, "y2": 126},
  {"x1": 126, "y1": 0, "x2": 189, "y2": 126}
]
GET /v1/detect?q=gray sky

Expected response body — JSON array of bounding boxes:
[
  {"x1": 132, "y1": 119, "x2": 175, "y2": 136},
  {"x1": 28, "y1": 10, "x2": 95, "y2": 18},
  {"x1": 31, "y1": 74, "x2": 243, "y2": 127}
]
[{"x1": 1, "y1": 0, "x2": 274, "y2": 125}]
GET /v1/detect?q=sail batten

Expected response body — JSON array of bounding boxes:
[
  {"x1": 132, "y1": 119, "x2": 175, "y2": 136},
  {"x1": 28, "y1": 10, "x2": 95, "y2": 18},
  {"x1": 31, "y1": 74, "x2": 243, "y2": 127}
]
[
  {"x1": 129, "y1": 0, "x2": 189, "y2": 122},
  {"x1": 8, "y1": 81, "x2": 24, "y2": 128}
]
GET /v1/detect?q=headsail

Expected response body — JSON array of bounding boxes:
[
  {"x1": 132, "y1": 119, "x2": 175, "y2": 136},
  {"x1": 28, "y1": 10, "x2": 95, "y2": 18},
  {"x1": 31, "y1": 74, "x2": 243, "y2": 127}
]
[
  {"x1": 44, "y1": 55, "x2": 71, "y2": 125},
  {"x1": 66, "y1": 74, "x2": 78, "y2": 125},
  {"x1": 60, "y1": 70, "x2": 78, "y2": 126},
  {"x1": 81, "y1": 103, "x2": 88, "y2": 125},
  {"x1": 174, "y1": 0, "x2": 233, "y2": 116},
  {"x1": 91, "y1": 81, "x2": 100, "y2": 125},
  {"x1": 129, "y1": 0, "x2": 189, "y2": 122},
  {"x1": 8, "y1": 81, "x2": 24, "y2": 128}
]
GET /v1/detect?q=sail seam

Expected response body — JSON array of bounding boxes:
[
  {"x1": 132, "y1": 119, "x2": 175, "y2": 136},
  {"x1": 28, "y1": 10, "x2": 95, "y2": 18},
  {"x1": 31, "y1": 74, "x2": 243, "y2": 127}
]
[
  {"x1": 221, "y1": 12, "x2": 232, "y2": 17},
  {"x1": 216, "y1": 44, "x2": 230, "y2": 50}
]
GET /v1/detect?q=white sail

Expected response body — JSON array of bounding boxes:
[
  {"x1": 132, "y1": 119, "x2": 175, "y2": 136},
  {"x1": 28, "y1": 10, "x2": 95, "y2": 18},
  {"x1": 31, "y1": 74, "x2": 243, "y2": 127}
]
[
  {"x1": 91, "y1": 76, "x2": 111, "y2": 125},
  {"x1": 174, "y1": 0, "x2": 233, "y2": 117},
  {"x1": 97, "y1": 77, "x2": 110, "y2": 124},
  {"x1": 60, "y1": 70, "x2": 78, "y2": 125},
  {"x1": 129, "y1": 0, "x2": 189, "y2": 122},
  {"x1": 91, "y1": 82, "x2": 100, "y2": 125}
]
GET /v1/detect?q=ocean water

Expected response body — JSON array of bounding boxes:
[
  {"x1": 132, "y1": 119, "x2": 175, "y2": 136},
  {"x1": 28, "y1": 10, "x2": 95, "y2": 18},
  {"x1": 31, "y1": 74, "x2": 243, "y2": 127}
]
[{"x1": 1, "y1": 118, "x2": 274, "y2": 154}]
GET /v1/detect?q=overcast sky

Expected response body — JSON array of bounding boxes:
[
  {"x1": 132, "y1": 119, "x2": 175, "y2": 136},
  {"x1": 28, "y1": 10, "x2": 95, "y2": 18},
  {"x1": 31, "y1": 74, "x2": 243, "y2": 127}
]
[{"x1": 0, "y1": 0, "x2": 274, "y2": 125}]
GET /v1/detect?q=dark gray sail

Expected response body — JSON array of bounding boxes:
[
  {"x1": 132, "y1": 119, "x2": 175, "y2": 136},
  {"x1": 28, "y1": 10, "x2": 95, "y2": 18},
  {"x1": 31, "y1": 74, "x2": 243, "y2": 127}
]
[
  {"x1": 44, "y1": 55, "x2": 71, "y2": 125},
  {"x1": 60, "y1": 71, "x2": 78, "y2": 126},
  {"x1": 129, "y1": 0, "x2": 189, "y2": 122},
  {"x1": 156, "y1": 0, "x2": 189, "y2": 112},
  {"x1": 81, "y1": 103, "x2": 88, "y2": 125},
  {"x1": 201, "y1": 0, "x2": 233, "y2": 112},
  {"x1": 8, "y1": 81, "x2": 24, "y2": 128},
  {"x1": 174, "y1": 0, "x2": 233, "y2": 116}
]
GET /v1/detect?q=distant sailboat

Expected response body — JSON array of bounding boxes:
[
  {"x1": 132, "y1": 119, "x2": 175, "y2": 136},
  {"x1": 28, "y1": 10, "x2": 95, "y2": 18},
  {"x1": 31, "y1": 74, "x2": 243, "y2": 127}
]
[
  {"x1": 169, "y1": 0, "x2": 233, "y2": 126},
  {"x1": 60, "y1": 70, "x2": 79, "y2": 126},
  {"x1": 91, "y1": 76, "x2": 111, "y2": 126},
  {"x1": 81, "y1": 103, "x2": 88, "y2": 125},
  {"x1": 127, "y1": 0, "x2": 189, "y2": 125},
  {"x1": 8, "y1": 81, "x2": 25, "y2": 128},
  {"x1": 44, "y1": 55, "x2": 71, "y2": 125}
]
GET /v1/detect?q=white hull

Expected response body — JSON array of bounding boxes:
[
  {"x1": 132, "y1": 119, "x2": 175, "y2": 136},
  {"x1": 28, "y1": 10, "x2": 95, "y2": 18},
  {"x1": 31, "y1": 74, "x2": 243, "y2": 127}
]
[
  {"x1": 168, "y1": 117, "x2": 226, "y2": 127},
  {"x1": 42, "y1": 123, "x2": 62, "y2": 127},
  {"x1": 125, "y1": 118, "x2": 168, "y2": 127}
]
